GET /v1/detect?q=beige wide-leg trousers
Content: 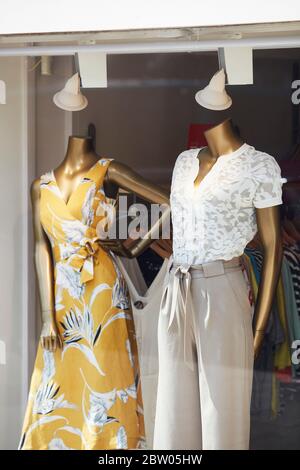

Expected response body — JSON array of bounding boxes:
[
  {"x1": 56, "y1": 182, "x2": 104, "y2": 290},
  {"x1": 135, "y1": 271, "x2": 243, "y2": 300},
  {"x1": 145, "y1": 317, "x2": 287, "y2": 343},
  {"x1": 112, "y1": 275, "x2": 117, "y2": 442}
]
[{"x1": 153, "y1": 256, "x2": 254, "y2": 450}]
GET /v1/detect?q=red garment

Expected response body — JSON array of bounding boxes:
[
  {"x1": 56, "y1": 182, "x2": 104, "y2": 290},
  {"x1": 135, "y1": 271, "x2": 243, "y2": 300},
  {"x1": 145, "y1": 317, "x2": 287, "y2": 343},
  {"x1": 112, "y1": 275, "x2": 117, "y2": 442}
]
[{"x1": 187, "y1": 123, "x2": 212, "y2": 149}]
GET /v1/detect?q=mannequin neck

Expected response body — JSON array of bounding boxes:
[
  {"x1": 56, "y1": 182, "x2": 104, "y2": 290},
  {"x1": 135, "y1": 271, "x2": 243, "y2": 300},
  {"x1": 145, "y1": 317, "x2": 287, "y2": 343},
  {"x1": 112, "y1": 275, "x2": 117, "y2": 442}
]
[
  {"x1": 204, "y1": 118, "x2": 244, "y2": 158},
  {"x1": 63, "y1": 135, "x2": 96, "y2": 169}
]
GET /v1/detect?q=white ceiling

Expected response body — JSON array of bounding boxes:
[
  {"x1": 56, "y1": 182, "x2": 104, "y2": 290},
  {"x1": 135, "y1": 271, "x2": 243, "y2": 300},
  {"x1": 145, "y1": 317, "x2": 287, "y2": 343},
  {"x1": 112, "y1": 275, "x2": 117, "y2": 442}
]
[{"x1": 1, "y1": 0, "x2": 300, "y2": 35}]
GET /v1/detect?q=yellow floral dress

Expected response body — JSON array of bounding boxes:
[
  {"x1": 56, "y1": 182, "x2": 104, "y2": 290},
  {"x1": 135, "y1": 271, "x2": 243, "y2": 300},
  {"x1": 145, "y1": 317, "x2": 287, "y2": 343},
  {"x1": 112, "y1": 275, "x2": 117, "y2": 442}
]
[{"x1": 19, "y1": 158, "x2": 145, "y2": 450}]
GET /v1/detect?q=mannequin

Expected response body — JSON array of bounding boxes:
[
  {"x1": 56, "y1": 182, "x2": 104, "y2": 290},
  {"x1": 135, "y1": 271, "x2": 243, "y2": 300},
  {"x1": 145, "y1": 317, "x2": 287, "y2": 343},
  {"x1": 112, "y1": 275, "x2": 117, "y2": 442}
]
[
  {"x1": 20, "y1": 134, "x2": 170, "y2": 450},
  {"x1": 153, "y1": 98, "x2": 285, "y2": 449},
  {"x1": 200, "y1": 118, "x2": 283, "y2": 358},
  {"x1": 31, "y1": 135, "x2": 169, "y2": 352}
]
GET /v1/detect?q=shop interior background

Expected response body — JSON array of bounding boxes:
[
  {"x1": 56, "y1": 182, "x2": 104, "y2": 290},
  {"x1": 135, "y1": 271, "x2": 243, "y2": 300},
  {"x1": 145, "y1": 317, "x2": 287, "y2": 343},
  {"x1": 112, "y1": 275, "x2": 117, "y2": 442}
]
[{"x1": 0, "y1": 46, "x2": 300, "y2": 448}]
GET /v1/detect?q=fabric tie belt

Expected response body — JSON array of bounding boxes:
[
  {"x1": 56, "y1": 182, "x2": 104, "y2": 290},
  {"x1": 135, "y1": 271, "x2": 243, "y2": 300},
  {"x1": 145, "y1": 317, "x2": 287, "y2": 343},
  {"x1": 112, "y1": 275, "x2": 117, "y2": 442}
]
[
  {"x1": 53, "y1": 235, "x2": 102, "y2": 284},
  {"x1": 160, "y1": 256, "x2": 242, "y2": 371}
]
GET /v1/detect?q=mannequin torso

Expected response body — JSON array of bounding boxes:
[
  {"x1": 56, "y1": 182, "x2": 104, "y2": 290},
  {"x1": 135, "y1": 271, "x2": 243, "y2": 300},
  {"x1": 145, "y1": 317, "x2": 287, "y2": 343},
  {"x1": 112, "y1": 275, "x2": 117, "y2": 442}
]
[
  {"x1": 31, "y1": 135, "x2": 169, "y2": 352},
  {"x1": 193, "y1": 118, "x2": 283, "y2": 358}
]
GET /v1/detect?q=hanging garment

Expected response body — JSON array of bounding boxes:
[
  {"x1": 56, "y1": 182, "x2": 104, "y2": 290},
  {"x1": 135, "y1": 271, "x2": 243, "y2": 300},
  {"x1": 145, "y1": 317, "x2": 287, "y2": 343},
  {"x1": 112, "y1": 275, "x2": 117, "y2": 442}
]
[
  {"x1": 274, "y1": 275, "x2": 291, "y2": 371},
  {"x1": 281, "y1": 257, "x2": 300, "y2": 377},
  {"x1": 19, "y1": 158, "x2": 144, "y2": 450},
  {"x1": 114, "y1": 255, "x2": 170, "y2": 448},
  {"x1": 154, "y1": 143, "x2": 285, "y2": 450},
  {"x1": 136, "y1": 247, "x2": 165, "y2": 287},
  {"x1": 153, "y1": 256, "x2": 254, "y2": 450},
  {"x1": 284, "y1": 245, "x2": 300, "y2": 316},
  {"x1": 244, "y1": 248, "x2": 285, "y2": 420}
]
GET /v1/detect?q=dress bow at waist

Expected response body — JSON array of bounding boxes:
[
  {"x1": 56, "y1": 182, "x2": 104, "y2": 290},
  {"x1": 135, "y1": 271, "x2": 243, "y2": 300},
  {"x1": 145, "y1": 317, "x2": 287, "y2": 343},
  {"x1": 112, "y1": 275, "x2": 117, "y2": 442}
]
[{"x1": 53, "y1": 236, "x2": 102, "y2": 284}]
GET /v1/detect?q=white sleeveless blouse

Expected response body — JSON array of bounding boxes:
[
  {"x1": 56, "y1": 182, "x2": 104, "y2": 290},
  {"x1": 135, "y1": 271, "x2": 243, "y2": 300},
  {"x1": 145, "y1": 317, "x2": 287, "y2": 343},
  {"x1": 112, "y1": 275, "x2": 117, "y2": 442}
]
[{"x1": 170, "y1": 143, "x2": 286, "y2": 265}]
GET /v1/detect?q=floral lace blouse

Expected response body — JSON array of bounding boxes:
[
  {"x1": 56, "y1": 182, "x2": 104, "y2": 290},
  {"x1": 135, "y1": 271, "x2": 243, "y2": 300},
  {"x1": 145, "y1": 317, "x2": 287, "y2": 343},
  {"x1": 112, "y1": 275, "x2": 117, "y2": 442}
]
[{"x1": 170, "y1": 143, "x2": 286, "y2": 265}]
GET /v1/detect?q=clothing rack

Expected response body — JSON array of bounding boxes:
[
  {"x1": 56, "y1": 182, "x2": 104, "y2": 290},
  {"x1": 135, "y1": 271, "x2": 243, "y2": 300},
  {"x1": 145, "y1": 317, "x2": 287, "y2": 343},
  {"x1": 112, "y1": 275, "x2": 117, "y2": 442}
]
[{"x1": 243, "y1": 216, "x2": 300, "y2": 420}]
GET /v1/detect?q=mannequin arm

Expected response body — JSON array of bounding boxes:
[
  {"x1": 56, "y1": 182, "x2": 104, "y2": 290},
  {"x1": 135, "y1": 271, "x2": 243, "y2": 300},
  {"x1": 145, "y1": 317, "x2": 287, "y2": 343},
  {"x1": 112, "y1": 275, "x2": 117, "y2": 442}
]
[
  {"x1": 102, "y1": 161, "x2": 170, "y2": 258},
  {"x1": 253, "y1": 205, "x2": 283, "y2": 358},
  {"x1": 31, "y1": 179, "x2": 62, "y2": 351}
]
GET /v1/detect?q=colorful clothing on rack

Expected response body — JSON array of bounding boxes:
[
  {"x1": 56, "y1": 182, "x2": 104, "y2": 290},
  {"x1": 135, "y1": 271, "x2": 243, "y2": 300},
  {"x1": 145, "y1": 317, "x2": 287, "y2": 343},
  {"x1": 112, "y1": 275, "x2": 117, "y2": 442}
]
[
  {"x1": 284, "y1": 245, "x2": 300, "y2": 316},
  {"x1": 244, "y1": 247, "x2": 285, "y2": 419},
  {"x1": 281, "y1": 256, "x2": 300, "y2": 378}
]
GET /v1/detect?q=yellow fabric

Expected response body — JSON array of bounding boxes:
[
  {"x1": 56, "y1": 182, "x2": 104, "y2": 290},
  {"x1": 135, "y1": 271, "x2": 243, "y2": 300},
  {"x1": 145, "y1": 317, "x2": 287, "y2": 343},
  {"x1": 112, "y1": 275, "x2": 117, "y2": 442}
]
[{"x1": 20, "y1": 158, "x2": 145, "y2": 450}]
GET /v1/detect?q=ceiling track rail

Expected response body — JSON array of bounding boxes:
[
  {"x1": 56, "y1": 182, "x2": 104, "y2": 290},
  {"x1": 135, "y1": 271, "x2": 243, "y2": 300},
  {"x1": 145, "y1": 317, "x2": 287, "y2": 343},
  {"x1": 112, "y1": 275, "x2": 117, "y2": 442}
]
[{"x1": 1, "y1": 35, "x2": 300, "y2": 56}]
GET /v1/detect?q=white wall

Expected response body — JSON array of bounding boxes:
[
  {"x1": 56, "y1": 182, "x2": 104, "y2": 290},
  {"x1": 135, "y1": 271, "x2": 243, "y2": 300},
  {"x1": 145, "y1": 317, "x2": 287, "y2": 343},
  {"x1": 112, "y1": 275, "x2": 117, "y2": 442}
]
[
  {"x1": 1, "y1": 0, "x2": 300, "y2": 35},
  {"x1": 35, "y1": 56, "x2": 73, "y2": 176},
  {"x1": 0, "y1": 55, "x2": 73, "y2": 451},
  {"x1": 0, "y1": 56, "x2": 32, "y2": 449},
  {"x1": 0, "y1": 54, "x2": 73, "y2": 451}
]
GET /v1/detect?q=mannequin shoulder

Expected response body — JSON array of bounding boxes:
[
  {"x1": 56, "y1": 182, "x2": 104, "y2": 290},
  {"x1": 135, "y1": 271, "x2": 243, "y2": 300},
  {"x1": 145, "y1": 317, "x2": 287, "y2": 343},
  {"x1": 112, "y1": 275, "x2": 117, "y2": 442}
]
[
  {"x1": 106, "y1": 160, "x2": 137, "y2": 181},
  {"x1": 172, "y1": 148, "x2": 198, "y2": 174},
  {"x1": 175, "y1": 148, "x2": 198, "y2": 164},
  {"x1": 107, "y1": 159, "x2": 131, "y2": 172},
  {"x1": 250, "y1": 149, "x2": 283, "y2": 179},
  {"x1": 177, "y1": 148, "x2": 197, "y2": 159},
  {"x1": 250, "y1": 149, "x2": 279, "y2": 167},
  {"x1": 30, "y1": 177, "x2": 41, "y2": 200}
]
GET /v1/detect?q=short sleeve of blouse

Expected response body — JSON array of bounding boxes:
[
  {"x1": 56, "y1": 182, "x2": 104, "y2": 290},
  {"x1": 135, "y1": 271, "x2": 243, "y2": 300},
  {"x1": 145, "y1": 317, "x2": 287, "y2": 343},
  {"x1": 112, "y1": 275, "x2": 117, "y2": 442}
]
[{"x1": 252, "y1": 153, "x2": 286, "y2": 209}]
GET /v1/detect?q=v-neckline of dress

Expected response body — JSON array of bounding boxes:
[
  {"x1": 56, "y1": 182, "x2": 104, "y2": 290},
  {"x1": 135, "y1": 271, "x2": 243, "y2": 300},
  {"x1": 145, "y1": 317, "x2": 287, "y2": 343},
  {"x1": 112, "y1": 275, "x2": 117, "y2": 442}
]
[{"x1": 51, "y1": 157, "x2": 102, "y2": 206}]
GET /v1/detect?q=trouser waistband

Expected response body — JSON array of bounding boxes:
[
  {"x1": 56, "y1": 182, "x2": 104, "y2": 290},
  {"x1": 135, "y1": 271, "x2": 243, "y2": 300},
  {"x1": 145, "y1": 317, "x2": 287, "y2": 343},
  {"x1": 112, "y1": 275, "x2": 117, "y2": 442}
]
[{"x1": 171, "y1": 256, "x2": 242, "y2": 278}]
